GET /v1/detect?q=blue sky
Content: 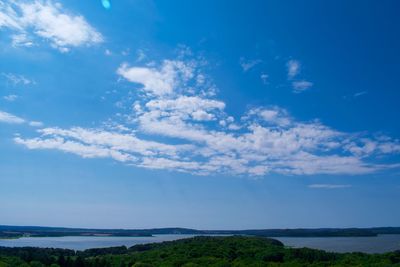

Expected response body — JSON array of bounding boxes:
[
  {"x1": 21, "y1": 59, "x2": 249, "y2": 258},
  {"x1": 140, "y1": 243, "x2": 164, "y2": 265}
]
[{"x1": 1, "y1": 0, "x2": 400, "y2": 229}]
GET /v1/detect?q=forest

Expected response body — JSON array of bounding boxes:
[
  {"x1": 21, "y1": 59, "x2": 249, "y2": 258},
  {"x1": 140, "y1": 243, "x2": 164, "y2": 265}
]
[{"x1": 1, "y1": 236, "x2": 400, "y2": 266}]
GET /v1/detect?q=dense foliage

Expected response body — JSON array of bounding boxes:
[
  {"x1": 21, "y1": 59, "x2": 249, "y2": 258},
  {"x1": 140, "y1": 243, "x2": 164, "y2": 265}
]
[{"x1": 1, "y1": 236, "x2": 400, "y2": 266}]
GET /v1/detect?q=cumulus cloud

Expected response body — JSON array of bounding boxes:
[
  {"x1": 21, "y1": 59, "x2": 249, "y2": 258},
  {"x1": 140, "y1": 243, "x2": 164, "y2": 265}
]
[
  {"x1": 15, "y1": 53, "x2": 400, "y2": 177},
  {"x1": 117, "y1": 60, "x2": 194, "y2": 96},
  {"x1": 145, "y1": 96, "x2": 225, "y2": 122},
  {"x1": 0, "y1": 0, "x2": 103, "y2": 52},
  {"x1": 344, "y1": 138, "x2": 400, "y2": 157},
  {"x1": 245, "y1": 107, "x2": 291, "y2": 127}
]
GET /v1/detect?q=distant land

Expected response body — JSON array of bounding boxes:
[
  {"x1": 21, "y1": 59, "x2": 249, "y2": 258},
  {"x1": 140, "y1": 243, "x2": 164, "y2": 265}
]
[
  {"x1": 1, "y1": 236, "x2": 400, "y2": 266},
  {"x1": 1, "y1": 225, "x2": 400, "y2": 239}
]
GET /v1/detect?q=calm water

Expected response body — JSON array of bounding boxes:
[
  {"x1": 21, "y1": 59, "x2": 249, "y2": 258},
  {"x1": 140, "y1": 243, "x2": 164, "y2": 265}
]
[
  {"x1": 0, "y1": 234, "x2": 399, "y2": 253},
  {"x1": 0, "y1": 235, "x2": 196, "y2": 250},
  {"x1": 275, "y1": 234, "x2": 400, "y2": 253}
]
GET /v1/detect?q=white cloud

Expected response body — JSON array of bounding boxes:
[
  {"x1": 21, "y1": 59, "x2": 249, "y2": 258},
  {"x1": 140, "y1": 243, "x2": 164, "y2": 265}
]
[
  {"x1": 1, "y1": 73, "x2": 34, "y2": 86},
  {"x1": 140, "y1": 157, "x2": 204, "y2": 173},
  {"x1": 11, "y1": 33, "x2": 34, "y2": 47},
  {"x1": 227, "y1": 123, "x2": 241, "y2": 131},
  {"x1": 344, "y1": 138, "x2": 400, "y2": 157},
  {"x1": 0, "y1": 0, "x2": 103, "y2": 52},
  {"x1": 240, "y1": 58, "x2": 262, "y2": 72},
  {"x1": 246, "y1": 107, "x2": 291, "y2": 126},
  {"x1": 15, "y1": 53, "x2": 400, "y2": 177},
  {"x1": 38, "y1": 127, "x2": 190, "y2": 157},
  {"x1": 14, "y1": 127, "x2": 193, "y2": 164},
  {"x1": 117, "y1": 60, "x2": 194, "y2": 96},
  {"x1": 145, "y1": 96, "x2": 225, "y2": 122},
  {"x1": 136, "y1": 49, "x2": 146, "y2": 62},
  {"x1": 281, "y1": 153, "x2": 374, "y2": 175},
  {"x1": 191, "y1": 110, "x2": 214, "y2": 121},
  {"x1": 0, "y1": 110, "x2": 25, "y2": 124},
  {"x1": 260, "y1": 73, "x2": 268, "y2": 84},
  {"x1": 29, "y1": 121, "x2": 43, "y2": 127},
  {"x1": 287, "y1": 59, "x2": 300, "y2": 79},
  {"x1": 0, "y1": 110, "x2": 44, "y2": 127},
  {"x1": 3, "y1": 94, "x2": 18, "y2": 102},
  {"x1": 14, "y1": 136, "x2": 135, "y2": 162},
  {"x1": 354, "y1": 91, "x2": 367, "y2": 97},
  {"x1": 286, "y1": 60, "x2": 313, "y2": 93},
  {"x1": 121, "y1": 48, "x2": 130, "y2": 56},
  {"x1": 292, "y1": 80, "x2": 313, "y2": 93},
  {"x1": 308, "y1": 184, "x2": 352, "y2": 189}
]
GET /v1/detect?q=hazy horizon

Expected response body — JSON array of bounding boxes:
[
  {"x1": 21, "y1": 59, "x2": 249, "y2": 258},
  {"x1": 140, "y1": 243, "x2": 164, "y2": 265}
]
[{"x1": 2, "y1": 224, "x2": 400, "y2": 231}]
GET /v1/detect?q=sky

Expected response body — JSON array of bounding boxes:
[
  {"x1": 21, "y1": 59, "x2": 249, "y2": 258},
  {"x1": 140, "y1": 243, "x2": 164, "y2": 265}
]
[{"x1": 0, "y1": 0, "x2": 400, "y2": 230}]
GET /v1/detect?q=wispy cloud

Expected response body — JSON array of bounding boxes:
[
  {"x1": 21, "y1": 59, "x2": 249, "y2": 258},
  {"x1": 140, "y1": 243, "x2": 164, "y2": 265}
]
[
  {"x1": 240, "y1": 57, "x2": 262, "y2": 72},
  {"x1": 0, "y1": 110, "x2": 44, "y2": 127},
  {"x1": 11, "y1": 33, "x2": 35, "y2": 47},
  {"x1": 29, "y1": 121, "x2": 44, "y2": 127},
  {"x1": 0, "y1": 110, "x2": 25, "y2": 124},
  {"x1": 260, "y1": 73, "x2": 268, "y2": 84},
  {"x1": 121, "y1": 48, "x2": 130, "y2": 56},
  {"x1": 0, "y1": 0, "x2": 103, "y2": 52},
  {"x1": 1, "y1": 73, "x2": 34, "y2": 86},
  {"x1": 15, "y1": 51, "x2": 400, "y2": 177},
  {"x1": 136, "y1": 49, "x2": 146, "y2": 62},
  {"x1": 287, "y1": 59, "x2": 300, "y2": 79},
  {"x1": 286, "y1": 60, "x2": 313, "y2": 93},
  {"x1": 354, "y1": 91, "x2": 367, "y2": 98},
  {"x1": 292, "y1": 80, "x2": 313, "y2": 93},
  {"x1": 3, "y1": 94, "x2": 18, "y2": 102},
  {"x1": 308, "y1": 184, "x2": 352, "y2": 189},
  {"x1": 343, "y1": 91, "x2": 368, "y2": 101}
]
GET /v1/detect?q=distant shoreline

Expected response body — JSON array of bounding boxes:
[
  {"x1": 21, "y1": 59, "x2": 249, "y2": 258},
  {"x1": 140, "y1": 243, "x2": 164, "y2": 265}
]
[{"x1": 2, "y1": 225, "x2": 400, "y2": 240}]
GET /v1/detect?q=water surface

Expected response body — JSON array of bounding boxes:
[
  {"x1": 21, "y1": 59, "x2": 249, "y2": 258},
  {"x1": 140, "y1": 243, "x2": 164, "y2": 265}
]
[
  {"x1": 0, "y1": 235, "x2": 196, "y2": 250},
  {"x1": 275, "y1": 234, "x2": 400, "y2": 253},
  {"x1": 1, "y1": 234, "x2": 399, "y2": 253}
]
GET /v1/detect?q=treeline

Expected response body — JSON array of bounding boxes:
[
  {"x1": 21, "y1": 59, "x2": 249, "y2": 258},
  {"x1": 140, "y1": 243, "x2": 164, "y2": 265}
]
[
  {"x1": 0, "y1": 236, "x2": 400, "y2": 266},
  {"x1": 0, "y1": 232, "x2": 22, "y2": 239},
  {"x1": 205, "y1": 228, "x2": 377, "y2": 237},
  {"x1": 5, "y1": 225, "x2": 400, "y2": 238},
  {"x1": 0, "y1": 225, "x2": 155, "y2": 238}
]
